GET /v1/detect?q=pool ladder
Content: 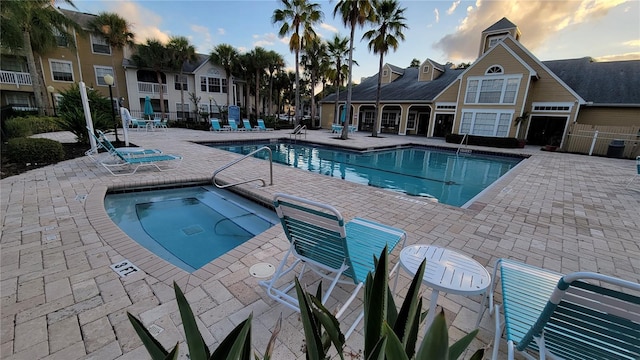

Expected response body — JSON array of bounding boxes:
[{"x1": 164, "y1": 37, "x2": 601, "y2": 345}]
[
  {"x1": 456, "y1": 133, "x2": 469, "y2": 155},
  {"x1": 212, "y1": 146, "x2": 273, "y2": 189},
  {"x1": 290, "y1": 124, "x2": 307, "y2": 141}
]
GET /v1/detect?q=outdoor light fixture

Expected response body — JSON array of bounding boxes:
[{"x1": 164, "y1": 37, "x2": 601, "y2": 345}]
[
  {"x1": 209, "y1": 96, "x2": 213, "y2": 119},
  {"x1": 47, "y1": 85, "x2": 56, "y2": 117},
  {"x1": 103, "y1": 74, "x2": 119, "y2": 142}
]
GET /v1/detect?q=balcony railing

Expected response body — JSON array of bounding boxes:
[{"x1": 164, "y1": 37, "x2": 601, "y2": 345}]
[
  {"x1": 137, "y1": 81, "x2": 167, "y2": 95},
  {"x1": 0, "y1": 70, "x2": 32, "y2": 87}
]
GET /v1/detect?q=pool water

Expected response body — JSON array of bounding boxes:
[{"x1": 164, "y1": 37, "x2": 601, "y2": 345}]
[
  {"x1": 104, "y1": 185, "x2": 278, "y2": 272},
  {"x1": 214, "y1": 142, "x2": 523, "y2": 207}
]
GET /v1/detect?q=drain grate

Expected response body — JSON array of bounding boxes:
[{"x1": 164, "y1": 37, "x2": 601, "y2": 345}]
[
  {"x1": 147, "y1": 324, "x2": 164, "y2": 336},
  {"x1": 249, "y1": 263, "x2": 275, "y2": 278},
  {"x1": 182, "y1": 225, "x2": 204, "y2": 236},
  {"x1": 75, "y1": 194, "x2": 87, "y2": 202}
]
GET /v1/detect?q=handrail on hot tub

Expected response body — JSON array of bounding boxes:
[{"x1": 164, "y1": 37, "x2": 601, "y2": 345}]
[{"x1": 212, "y1": 146, "x2": 273, "y2": 189}]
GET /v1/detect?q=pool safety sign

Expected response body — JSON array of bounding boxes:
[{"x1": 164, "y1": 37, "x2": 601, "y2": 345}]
[{"x1": 110, "y1": 260, "x2": 141, "y2": 277}]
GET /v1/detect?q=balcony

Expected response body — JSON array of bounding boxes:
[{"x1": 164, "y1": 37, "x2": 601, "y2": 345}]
[
  {"x1": 0, "y1": 70, "x2": 32, "y2": 87},
  {"x1": 137, "y1": 81, "x2": 167, "y2": 95}
]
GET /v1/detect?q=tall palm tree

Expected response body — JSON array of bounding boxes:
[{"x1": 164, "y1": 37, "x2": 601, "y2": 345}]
[
  {"x1": 273, "y1": 0, "x2": 323, "y2": 125},
  {"x1": 301, "y1": 37, "x2": 327, "y2": 126},
  {"x1": 363, "y1": 0, "x2": 407, "y2": 137},
  {"x1": 210, "y1": 44, "x2": 240, "y2": 115},
  {"x1": 132, "y1": 39, "x2": 172, "y2": 119},
  {"x1": 265, "y1": 50, "x2": 285, "y2": 117},
  {"x1": 326, "y1": 34, "x2": 350, "y2": 128},
  {"x1": 87, "y1": 12, "x2": 134, "y2": 100},
  {"x1": 2, "y1": 0, "x2": 82, "y2": 115},
  {"x1": 247, "y1": 47, "x2": 270, "y2": 119},
  {"x1": 237, "y1": 53, "x2": 252, "y2": 117},
  {"x1": 333, "y1": 0, "x2": 374, "y2": 139},
  {"x1": 167, "y1": 36, "x2": 196, "y2": 121}
]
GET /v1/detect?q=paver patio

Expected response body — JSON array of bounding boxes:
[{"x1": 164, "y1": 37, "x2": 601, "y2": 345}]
[{"x1": 1, "y1": 128, "x2": 638, "y2": 359}]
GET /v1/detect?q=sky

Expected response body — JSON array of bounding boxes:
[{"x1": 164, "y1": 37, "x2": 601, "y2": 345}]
[{"x1": 62, "y1": 0, "x2": 640, "y2": 84}]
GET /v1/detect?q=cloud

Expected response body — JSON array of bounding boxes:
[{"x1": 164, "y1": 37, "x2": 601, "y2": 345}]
[
  {"x1": 218, "y1": 28, "x2": 225, "y2": 35},
  {"x1": 190, "y1": 24, "x2": 213, "y2": 53},
  {"x1": 596, "y1": 52, "x2": 640, "y2": 62},
  {"x1": 434, "y1": 8, "x2": 440, "y2": 23},
  {"x1": 433, "y1": 0, "x2": 627, "y2": 63},
  {"x1": 252, "y1": 33, "x2": 278, "y2": 48},
  {"x1": 320, "y1": 23, "x2": 338, "y2": 33},
  {"x1": 447, "y1": 0, "x2": 461, "y2": 15},
  {"x1": 102, "y1": 1, "x2": 170, "y2": 44}
]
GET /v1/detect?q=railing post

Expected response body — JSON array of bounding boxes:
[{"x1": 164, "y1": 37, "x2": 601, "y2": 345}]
[{"x1": 589, "y1": 130, "x2": 598, "y2": 156}]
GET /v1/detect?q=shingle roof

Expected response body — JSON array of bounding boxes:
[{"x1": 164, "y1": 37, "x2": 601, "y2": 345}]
[
  {"x1": 321, "y1": 66, "x2": 464, "y2": 103},
  {"x1": 483, "y1": 17, "x2": 517, "y2": 33},
  {"x1": 58, "y1": 8, "x2": 95, "y2": 29},
  {"x1": 543, "y1": 57, "x2": 640, "y2": 105},
  {"x1": 122, "y1": 53, "x2": 210, "y2": 73}
]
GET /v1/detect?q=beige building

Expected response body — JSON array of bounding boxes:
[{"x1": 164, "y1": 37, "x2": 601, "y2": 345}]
[
  {"x1": 0, "y1": 8, "x2": 129, "y2": 115},
  {"x1": 319, "y1": 18, "x2": 640, "y2": 151}
]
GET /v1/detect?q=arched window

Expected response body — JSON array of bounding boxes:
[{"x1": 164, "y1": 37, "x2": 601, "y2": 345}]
[{"x1": 485, "y1": 65, "x2": 503, "y2": 75}]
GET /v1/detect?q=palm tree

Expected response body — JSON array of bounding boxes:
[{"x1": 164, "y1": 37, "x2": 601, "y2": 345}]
[
  {"x1": 301, "y1": 37, "x2": 327, "y2": 126},
  {"x1": 265, "y1": 50, "x2": 285, "y2": 117},
  {"x1": 326, "y1": 34, "x2": 350, "y2": 129},
  {"x1": 2, "y1": 0, "x2": 82, "y2": 115},
  {"x1": 273, "y1": 0, "x2": 323, "y2": 125},
  {"x1": 333, "y1": 0, "x2": 375, "y2": 139},
  {"x1": 363, "y1": 0, "x2": 407, "y2": 137},
  {"x1": 210, "y1": 44, "x2": 240, "y2": 116},
  {"x1": 132, "y1": 39, "x2": 172, "y2": 119},
  {"x1": 247, "y1": 47, "x2": 270, "y2": 119},
  {"x1": 87, "y1": 12, "x2": 134, "y2": 100},
  {"x1": 167, "y1": 36, "x2": 196, "y2": 121}
]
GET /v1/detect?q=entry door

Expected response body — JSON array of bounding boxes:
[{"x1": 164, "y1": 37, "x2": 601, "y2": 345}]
[
  {"x1": 417, "y1": 113, "x2": 430, "y2": 136},
  {"x1": 527, "y1": 116, "x2": 567, "y2": 146},
  {"x1": 433, "y1": 114, "x2": 454, "y2": 137}
]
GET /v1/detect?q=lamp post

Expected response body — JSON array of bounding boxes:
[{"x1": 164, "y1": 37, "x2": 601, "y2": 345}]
[
  {"x1": 209, "y1": 96, "x2": 213, "y2": 120},
  {"x1": 47, "y1": 85, "x2": 56, "y2": 116},
  {"x1": 103, "y1": 74, "x2": 119, "y2": 142}
]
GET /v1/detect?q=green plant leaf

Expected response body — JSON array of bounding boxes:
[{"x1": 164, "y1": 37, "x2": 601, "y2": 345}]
[
  {"x1": 364, "y1": 247, "x2": 388, "y2": 358},
  {"x1": 173, "y1": 282, "x2": 209, "y2": 360},
  {"x1": 309, "y1": 295, "x2": 345, "y2": 359},
  {"x1": 382, "y1": 323, "x2": 409, "y2": 360},
  {"x1": 295, "y1": 278, "x2": 325, "y2": 360},
  {"x1": 210, "y1": 315, "x2": 252, "y2": 360},
  {"x1": 127, "y1": 312, "x2": 170, "y2": 360},
  {"x1": 448, "y1": 329, "x2": 479, "y2": 360},
  {"x1": 163, "y1": 346, "x2": 179, "y2": 360},
  {"x1": 467, "y1": 348, "x2": 485, "y2": 360},
  {"x1": 366, "y1": 336, "x2": 387, "y2": 360},
  {"x1": 394, "y1": 258, "x2": 426, "y2": 357},
  {"x1": 416, "y1": 310, "x2": 449, "y2": 360}
]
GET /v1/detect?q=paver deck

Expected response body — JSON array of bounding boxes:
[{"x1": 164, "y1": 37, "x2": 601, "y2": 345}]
[{"x1": 2, "y1": 128, "x2": 639, "y2": 359}]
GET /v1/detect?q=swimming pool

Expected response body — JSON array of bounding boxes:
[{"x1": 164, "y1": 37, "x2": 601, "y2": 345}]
[
  {"x1": 212, "y1": 142, "x2": 524, "y2": 207},
  {"x1": 104, "y1": 185, "x2": 279, "y2": 272}
]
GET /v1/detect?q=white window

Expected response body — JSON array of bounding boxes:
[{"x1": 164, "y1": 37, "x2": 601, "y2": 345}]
[
  {"x1": 485, "y1": 65, "x2": 503, "y2": 74},
  {"x1": 91, "y1": 34, "x2": 111, "y2": 54},
  {"x1": 200, "y1": 76, "x2": 222, "y2": 93},
  {"x1": 382, "y1": 69, "x2": 388, "y2": 77},
  {"x1": 488, "y1": 36, "x2": 504, "y2": 48},
  {"x1": 53, "y1": 28, "x2": 68, "y2": 47},
  {"x1": 50, "y1": 60, "x2": 73, "y2": 82},
  {"x1": 362, "y1": 111, "x2": 375, "y2": 125},
  {"x1": 459, "y1": 110, "x2": 513, "y2": 137},
  {"x1": 95, "y1": 66, "x2": 114, "y2": 86},
  {"x1": 6, "y1": 93, "x2": 32, "y2": 107},
  {"x1": 406, "y1": 113, "x2": 416, "y2": 130},
  {"x1": 464, "y1": 75, "x2": 521, "y2": 104},
  {"x1": 422, "y1": 66, "x2": 429, "y2": 73},
  {"x1": 381, "y1": 112, "x2": 398, "y2": 126},
  {"x1": 176, "y1": 102, "x2": 190, "y2": 119},
  {"x1": 175, "y1": 75, "x2": 188, "y2": 91}
]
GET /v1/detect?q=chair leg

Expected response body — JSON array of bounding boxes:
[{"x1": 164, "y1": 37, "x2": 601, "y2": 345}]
[{"x1": 492, "y1": 304, "x2": 502, "y2": 360}]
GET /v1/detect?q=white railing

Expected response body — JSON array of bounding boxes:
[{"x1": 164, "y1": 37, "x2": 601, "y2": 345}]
[
  {"x1": 137, "y1": 81, "x2": 167, "y2": 95},
  {"x1": 0, "y1": 70, "x2": 32, "y2": 87}
]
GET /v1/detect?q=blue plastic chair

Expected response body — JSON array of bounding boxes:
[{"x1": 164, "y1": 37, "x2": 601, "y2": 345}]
[
  {"x1": 260, "y1": 193, "x2": 406, "y2": 338},
  {"x1": 228, "y1": 119, "x2": 244, "y2": 131},
  {"x1": 210, "y1": 118, "x2": 228, "y2": 132},
  {"x1": 257, "y1": 119, "x2": 273, "y2": 131},
  {"x1": 490, "y1": 258, "x2": 640, "y2": 360},
  {"x1": 242, "y1": 118, "x2": 258, "y2": 131}
]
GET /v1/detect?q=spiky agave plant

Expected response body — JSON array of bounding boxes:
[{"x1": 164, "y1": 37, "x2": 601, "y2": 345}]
[{"x1": 295, "y1": 246, "x2": 485, "y2": 359}]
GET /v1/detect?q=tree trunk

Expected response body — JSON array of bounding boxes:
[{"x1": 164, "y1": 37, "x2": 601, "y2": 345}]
[
  {"x1": 255, "y1": 70, "x2": 260, "y2": 120},
  {"x1": 372, "y1": 52, "x2": 384, "y2": 138},
  {"x1": 294, "y1": 48, "x2": 300, "y2": 126},
  {"x1": 156, "y1": 71, "x2": 165, "y2": 118},
  {"x1": 342, "y1": 21, "x2": 357, "y2": 140},
  {"x1": 333, "y1": 60, "x2": 341, "y2": 130},
  {"x1": 24, "y1": 30, "x2": 45, "y2": 116},
  {"x1": 179, "y1": 70, "x2": 185, "y2": 121},
  {"x1": 268, "y1": 70, "x2": 274, "y2": 117}
]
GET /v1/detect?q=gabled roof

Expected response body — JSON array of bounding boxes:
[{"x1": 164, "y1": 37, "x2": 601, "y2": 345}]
[
  {"x1": 483, "y1": 17, "x2": 517, "y2": 33},
  {"x1": 321, "y1": 66, "x2": 464, "y2": 103},
  {"x1": 543, "y1": 57, "x2": 640, "y2": 105},
  {"x1": 58, "y1": 8, "x2": 95, "y2": 29},
  {"x1": 123, "y1": 53, "x2": 210, "y2": 74},
  {"x1": 388, "y1": 64, "x2": 405, "y2": 75}
]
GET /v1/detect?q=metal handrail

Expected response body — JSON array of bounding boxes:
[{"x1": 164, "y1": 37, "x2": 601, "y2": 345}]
[
  {"x1": 456, "y1": 133, "x2": 469, "y2": 155},
  {"x1": 212, "y1": 146, "x2": 273, "y2": 189},
  {"x1": 290, "y1": 124, "x2": 307, "y2": 140}
]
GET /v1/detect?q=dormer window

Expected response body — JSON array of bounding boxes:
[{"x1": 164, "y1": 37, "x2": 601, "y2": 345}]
[
  {"x1": 423, "y1": 66, "x2": 429, "y2": 73},
  {"x1": 488, "y1": 35, "x2": 504, "y2": 48},
  {"x1": 382, "y1": 69, "x2": 388, "y2": 76},
  {"x1": 486, "y1": 65, "x2": 504, "y2": 75}
]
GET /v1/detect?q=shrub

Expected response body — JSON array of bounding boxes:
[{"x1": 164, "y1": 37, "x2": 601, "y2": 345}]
[
  {"x1": 5, "y1": 138, "x2": 65, "y2": 165},
  {"x1": 4, "y1": 116, "x2": 60, "y2": 138},
  {"x1": 56, "y1": 83, "x2": 112, "y2": 144}
]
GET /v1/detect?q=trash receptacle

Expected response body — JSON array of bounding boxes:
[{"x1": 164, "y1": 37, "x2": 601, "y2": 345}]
[{"x1": 606, "y1": 139, "x2": 625, "y2": 158}]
